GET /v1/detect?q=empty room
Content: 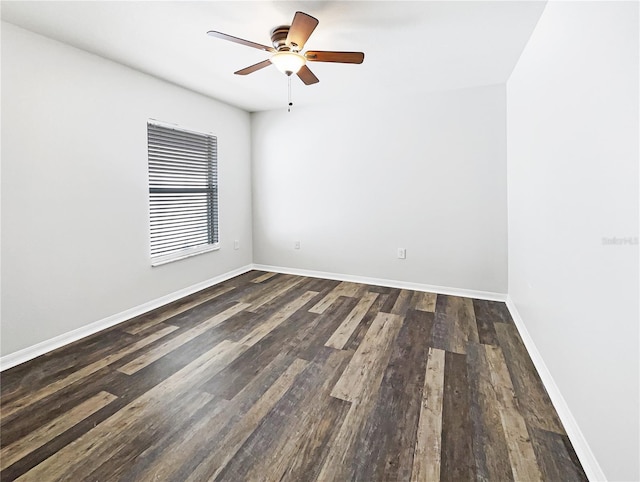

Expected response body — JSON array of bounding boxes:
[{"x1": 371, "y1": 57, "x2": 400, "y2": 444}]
[{"x1": 1, "y1": 1, "x2": 638, "y2": 481}]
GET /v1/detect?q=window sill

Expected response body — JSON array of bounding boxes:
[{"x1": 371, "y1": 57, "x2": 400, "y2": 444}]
[{"x1": 151, "y1": 243, "x2": 220, "y2": 267}]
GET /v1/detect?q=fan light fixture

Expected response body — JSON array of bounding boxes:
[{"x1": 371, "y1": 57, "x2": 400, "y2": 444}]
[
  {"x1": 270, "y1": 51, "x2": 306, "y2": 75},
  {"x1": 207, "y1": 11, "x2": 365, "y2": 86}
]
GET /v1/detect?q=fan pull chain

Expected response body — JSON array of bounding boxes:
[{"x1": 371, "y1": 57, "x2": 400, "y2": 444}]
[{"x1": 287, "y1": 76, "x2": 293, "y2": 112}]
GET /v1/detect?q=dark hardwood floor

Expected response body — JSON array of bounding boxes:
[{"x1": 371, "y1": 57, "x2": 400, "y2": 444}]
[{"x1": 0, "y1": 271, "x2": 587, "y2": 481}]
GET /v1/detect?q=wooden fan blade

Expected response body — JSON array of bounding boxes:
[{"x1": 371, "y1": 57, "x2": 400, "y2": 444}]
[
  {"x1": 207, "y1": 30, "x2": 275, "y2": 52},
  {"x1": 297, "y1": 65, "x2": 319, "y2": 85},
  {"x1": 305, "y1": 51, "x2": 365, "y2": 64},
  {"x1": 286, "y1": 12, "x2": 318, "y2": 51},
  {"x1": 234, "y1": 59, "x2": 272, "y2": 75}
]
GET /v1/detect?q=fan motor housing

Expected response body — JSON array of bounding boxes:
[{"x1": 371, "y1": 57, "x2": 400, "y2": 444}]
[{"x1": 270, "y1": 25, "x2": 292, "y2": 51}]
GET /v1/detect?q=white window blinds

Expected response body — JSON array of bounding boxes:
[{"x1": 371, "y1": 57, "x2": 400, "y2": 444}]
[{"x1": 147, "y1": 121, "x2": 218, "y2": 263}]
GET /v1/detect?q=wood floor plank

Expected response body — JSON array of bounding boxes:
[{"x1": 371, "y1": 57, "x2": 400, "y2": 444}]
[
  {"x1": 199, "y1": 338, "x2": 286, "y2": 400},
  {"x1": 243, "y1": 275, "x2": 306, "y2": 312},
  {"x1": 350, "y1": 309, "x2": 432, "y2": 481},
  {"x1": 286, "y1": 297, "x2": 358, "y2": 362},
  {"x1": 485, "y1": 344, "x2": 543, "y2": 482},
  {"x1": 314, "y1": 398, "x2": 372, "y2": 481},
  {"x1": 1, "y1": 382, "x2": 126, "y2": 480},
  {"x1": 412, "y1": 347, "x2": 446, "y2": 482},
  {"x1": 494, "y1": 322, "x2": 565, "y2": 434},
  {"x1": 81, "y1": 391, "x2": 214, "y2": 482},
  {"x1": 379, "y1": 288, "x2": 401, "y2": 313},
  {"x1": 301, "y1": 277, "x2": 341, "y2": 295},
  {"x1": 16, "y1": 340, "x2": 248, "y2": 481},
  {"x1": 481, "y1": 300, "x2": 514, "y2": 325},
  {"x1": 315, "y1": 395, "x2": 381, "y2": 480},
  {"x1": 330, "y1": 312, "x2": 404, "y2": 402},
  {"x1": 130, "y1": 352, "x2": 297, "y2": 481},
  {"x1": 324, "y1": 292, "x2": 378, "y2": 350},
  {"x1": 413, "y1": 291, "x2": 437, "y2": 313},
  {"x1": 318, "y1": 314, "x2": 404, "y2": 481},
  {"x1": 451, "y1": 295, "x2": 479, "y2": 352},
  {"x1": 309, "y1": 281, "x2": 366, "y2": 314},
  {"x1": 251, "y1": 271, "x2": 278, "y2": 283},
  {"x1": 0, "y1": 328, "x2": 136, "y2": 401},
  {"x1": 343, "y1": 293, "x2": 388, "y2": 352},
  {"x1": 431, "y1": 295, "x2": 478, "y2": 354},
  {"x1": 0, "y1": 324, "x2": 178, "y2": 421},
  {"x1": 215, "y1": 349, "x2": 352, "y2": 482},
  {"x1": 118, "y1": 302, "x2": 250, "y2": 375},
  {"x1": 184, "y1": 358, "x2": 309, "y2": 481},
  {"x1": 390, "y1": 289, "x2": 413, "y2": 316},
  {"x1": 124, "y1": 284, "x2": 236, "y2": 335},
  {"x1": 467, "y1": 343, "x2": 514, "y2": 481},
  {"x1": 559, "y1": 432, "x2": 589, "y2": 482},
  {"x1": 440, "y1": 351, "x2": 476, "y2": 482},
  {"x1": 529, "y1": 427, "x2": 588, "y2": 482},
  {"x1": 124, "y1": 400, "x2": 230, "y2": 482},
  {"x1": 198, "y1": 303, "x2": 324, "y2": 399},
  {"x1": 430, "y1": 297, "x2": 453, "y2": 353},
  {"x1": 0, "y1": 391, "x2": 117, "y2": 471},
  {"x1": 472, "y1": 299, "x2": 501, "y2": 346},
  {"x1": 277, "y1": 396, "x2": 350, "y2": 482},
  {"x1": 1, "y1": 367, "x2": 121, "y2": 449},
  {"x1": 237, "y1": 291, "x2": 319, "y2": 346}
]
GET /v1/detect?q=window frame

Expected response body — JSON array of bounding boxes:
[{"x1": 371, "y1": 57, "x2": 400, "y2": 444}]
[{"x1": 147, "y1": 119, "x2": 219, "y2": 267}]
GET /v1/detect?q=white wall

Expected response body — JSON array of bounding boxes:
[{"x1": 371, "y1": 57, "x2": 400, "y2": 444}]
[
  {"x1": 1, "y1": 22, "x2": 253, "y2": 357},
  {"x1": 507, "y1": 2, "x2": 639, "y2": 480},
  {"x1": 251, "y1": 85, "x2": 508, "y2": 295}
]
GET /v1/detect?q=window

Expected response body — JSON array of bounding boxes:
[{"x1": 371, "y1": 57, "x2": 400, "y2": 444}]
[{"x1": 147, "y1": 120, "x2": 218, "y2": 266}]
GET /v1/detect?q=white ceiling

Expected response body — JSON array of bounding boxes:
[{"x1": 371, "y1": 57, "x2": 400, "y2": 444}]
[{"x1": 1, "y1": 1, "x2": 546, "y2": 112}]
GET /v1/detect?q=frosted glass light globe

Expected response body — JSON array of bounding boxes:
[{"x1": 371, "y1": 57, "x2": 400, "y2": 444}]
[{"x1": 270, "y1": 51, "x2": 306, "y2": 75}]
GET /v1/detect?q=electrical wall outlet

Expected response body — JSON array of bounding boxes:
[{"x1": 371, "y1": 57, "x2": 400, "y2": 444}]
[
  {"x1": 294, "y1": 240, "x2": 301, "y2": 250},
  {"x1": 234, "y1": 240, "x2": 240, "y2": 250},
  {"x1": 397, "y1": 248, "x2": 406, "y2": 259}
]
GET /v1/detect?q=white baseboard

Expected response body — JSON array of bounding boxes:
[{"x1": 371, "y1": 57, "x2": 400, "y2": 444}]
[
  {"x1": 252, "y1": 264, "x2": 507, "y2": 302},
  {"x1": 505, "y1": 296, "x2": 606, "y2": 482},
  {"x1": 0, "y1": 264, "x2": 253, "y2": 372}
]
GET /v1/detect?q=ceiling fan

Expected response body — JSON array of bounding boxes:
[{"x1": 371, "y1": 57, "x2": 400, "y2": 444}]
[{"x1": 207, "y1": 11, "x2": 365, "y2": 85}]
